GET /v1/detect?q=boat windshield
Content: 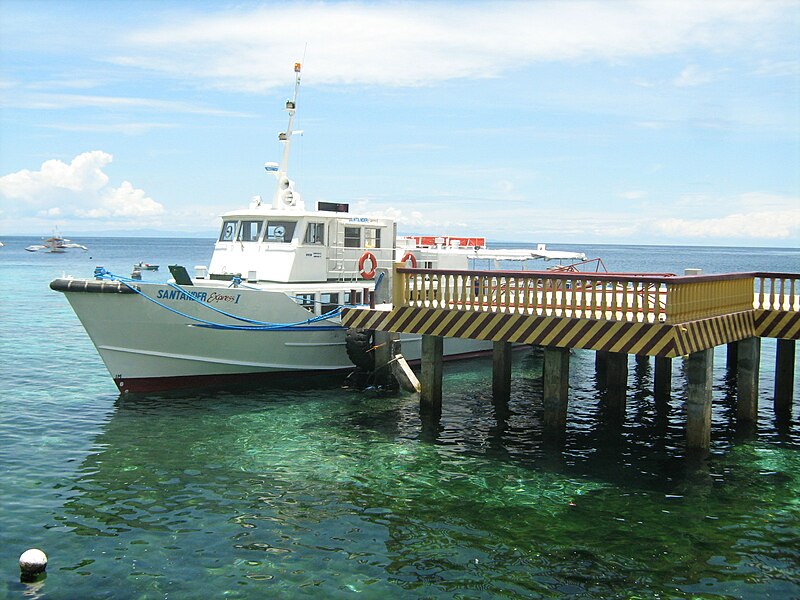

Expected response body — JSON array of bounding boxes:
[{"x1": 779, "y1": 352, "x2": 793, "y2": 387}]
[
  {"x1": 265, "y1": 221, "x2": 296, "y2": 243},
  {"x1": 219, "y1": 220, "x2": 238, "y2": 242},
  {"x1": 238, "y1": 220, "x2": 263, "y2": 242}
]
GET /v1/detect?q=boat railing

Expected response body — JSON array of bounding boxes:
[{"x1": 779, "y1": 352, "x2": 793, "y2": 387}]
[
  {"x1": 326, "y1": 244, "x2": 396, "y2": 282},
  {"x1": 391, "y1": 266, "x2": 800, "y2": 324}
]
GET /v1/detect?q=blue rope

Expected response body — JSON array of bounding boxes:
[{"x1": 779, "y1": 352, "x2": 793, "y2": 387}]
[{"x1": 93, "y1": 268, "x2": 348, "y2": 331}]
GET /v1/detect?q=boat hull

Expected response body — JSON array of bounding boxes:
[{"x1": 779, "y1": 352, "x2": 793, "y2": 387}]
[{"x1": 53, "y1": 279, "x2": 491, "y2": 394}]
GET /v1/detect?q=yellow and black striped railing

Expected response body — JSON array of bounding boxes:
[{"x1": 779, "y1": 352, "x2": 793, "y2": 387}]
[
  {"x1": 391, "y1": 267, "x2": 798, "y2": 325},
  {"x1": 340, "y1": 267, "x2": 799, "y2": 356}
]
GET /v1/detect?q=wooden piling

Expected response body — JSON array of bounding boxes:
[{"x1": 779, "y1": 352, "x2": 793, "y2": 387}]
[
  {"x1": 492, "y1": 341, "x2": 512, "y2": 402},
  {"x1": 774, "y1": 338, "x2": 795, "y2": 416},
  {"x1": 606, "y1": 352, "x2": 628, "y2": 417},
  {"x1": 736, "y1": 337, "x2": 761, "y2": 422},
  {"x1": 726, "y1": 341, "x2": 739, "y2": 371},
  {"x1": 595, "y1": 350, "x2": 608, "y2": 389},
  {"x1": 686, "y1": 349, "x2": 714, "y2": 449},
  {"x1": 543, "y1": 346, "x2": 570, "y2": 432},
  {"x1": 420, "y1": 335, "x2": 443, "y2": 415},
  {"x1": 372, "y1": 330, "x2": 398, "y2": 387},
  {"x1": 654, "y1": 356, "x2": 672, "y2": 402}
]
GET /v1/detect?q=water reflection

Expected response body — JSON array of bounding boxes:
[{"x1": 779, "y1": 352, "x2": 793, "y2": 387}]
[{"x1": 54, "y1": 348, "x2": 800, "y2": 598}]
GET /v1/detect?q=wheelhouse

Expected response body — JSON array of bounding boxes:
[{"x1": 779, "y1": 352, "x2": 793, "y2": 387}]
[{"x1": 207, "y1": 209, "x2": 395, "y2": 284}]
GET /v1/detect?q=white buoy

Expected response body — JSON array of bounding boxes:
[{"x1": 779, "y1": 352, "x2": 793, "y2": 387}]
[{"x1": 19, "y1": 549, "x2": 47, "y2": 575}]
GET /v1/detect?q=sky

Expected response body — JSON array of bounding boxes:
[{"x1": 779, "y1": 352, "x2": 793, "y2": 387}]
[{"x1": 1, "y1": 0, "x2": 798, "y2": 247}]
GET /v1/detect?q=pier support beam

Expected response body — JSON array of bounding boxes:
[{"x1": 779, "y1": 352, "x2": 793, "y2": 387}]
[
  {"x1": 420, "y1": 335, "x2": 443, "y2": 415},
  {"x1": 543, "y1": 347, "x2": 570, "y2": 433},
  {"x1": 654, "y1": 356, "x2": 672, "y2": 403},
  {"x1": 736, "y1": 337, "x2": 761, "y2": 422},
  {"x1": 372, "y1": 330, "x2": 399, "y2": 388},
  {"x1": 595, "y1": 350, "x2": 608, "y2": 388},
  {"x1": 726, "y1": 341, "x2": 739, "y2": 372},
  {"x1": 606, "y1": 352, "x2": 628, "y2": 418},
  {"x1": 686, "y1": 348, "x2": 714, "y2": 450},
  {"x1": 774, "y1": 339, "x2": 795, "y2": 417},
  {"x1": 492, "y1": 341, "x2": 512, "y2": 402}
]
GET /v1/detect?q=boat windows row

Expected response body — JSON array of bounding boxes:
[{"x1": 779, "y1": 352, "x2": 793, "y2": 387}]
[
  {"x1": 294, "y1": 290, "x2": 366, "y2": 315},
  {"x1": 219, "y1": 220, "x2": 383, "y2": 248}
]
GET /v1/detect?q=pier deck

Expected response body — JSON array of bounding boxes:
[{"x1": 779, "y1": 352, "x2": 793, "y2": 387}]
[
  {"x1": 342, "y1": 267, "x2": 799, "y2": 449},
  {"x1": 345, "y1": 269, "x2": 798, "y2": 354}
]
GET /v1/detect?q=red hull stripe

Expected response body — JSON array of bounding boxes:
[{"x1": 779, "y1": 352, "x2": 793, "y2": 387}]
[{"x1": 113, "y1": 347, "x2": 506, "y2": 394}]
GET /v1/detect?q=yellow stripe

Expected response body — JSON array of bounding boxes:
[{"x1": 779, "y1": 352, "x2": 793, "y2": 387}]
[
  {"x1": 432, "y1": 309, "x2": 467, "y2": 337},
  {"x1": 539, "y1": 318, "x2": 576, "y2": 347},
  {"x1": 461, "y1": 313, "x2": 493, "y2": 339},
  {"x1": 495, "y1": 314, "x2": 523, "y2": 340},
  {"x1": 608, "y1": 323, "x2": 643, "y2": 353},
  {"x1": 405, "y1": 307, "x2": 433, "y2": 332},
  {"x1": 569, "y1": 320, "x2": 610, "y2": 350},
  {"x1": 475, "y1": 313, "x2": 508, "y2": 340}
]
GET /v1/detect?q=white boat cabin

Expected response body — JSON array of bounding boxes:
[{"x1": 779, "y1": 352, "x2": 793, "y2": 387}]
[{"x1": 207, "y1": 199, "x2": 396, "y2": 284}]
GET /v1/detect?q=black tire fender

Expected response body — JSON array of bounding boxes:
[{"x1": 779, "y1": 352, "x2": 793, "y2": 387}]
[{"x1": 345, "y1": 328, "x2": 375, "y2": 371}]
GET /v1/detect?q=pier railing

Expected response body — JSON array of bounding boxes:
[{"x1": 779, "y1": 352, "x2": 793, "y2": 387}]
[{"x1": 391, "y1": 266, "x2": 800, "y2": 324}]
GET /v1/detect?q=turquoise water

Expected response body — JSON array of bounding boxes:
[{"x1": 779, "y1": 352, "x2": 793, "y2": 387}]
[{"x1": 1, "y1": 238, "x2": 798, "y2": 599}]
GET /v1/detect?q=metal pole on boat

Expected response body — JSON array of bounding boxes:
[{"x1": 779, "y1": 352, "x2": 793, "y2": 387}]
[{"x1": 272, "y1": 63, "x2": 303, "y2": 209}]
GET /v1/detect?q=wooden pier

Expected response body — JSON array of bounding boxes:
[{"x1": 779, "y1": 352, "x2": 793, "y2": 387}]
[{"x1": 342, "y1": 267, "x2": 799, "y2": 449}]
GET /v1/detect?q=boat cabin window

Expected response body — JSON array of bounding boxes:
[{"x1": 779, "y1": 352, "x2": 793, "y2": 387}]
[
  {"x1": 219, "y1": 220, "x2": 238, "y2": 242},
  {"x1": 344, "y1": 290, "x2": 362, "y2": 305},
  {"x1": 265, "y1": 221, "x2": 296, "y2": 243},
  {"x1": 320, "y1": 292, "x2": 339, "y2": 315},
  {"x1": 365, "y1": 227, "x2": 381, "y2": 249},
  {"x1": 238, "y1": 220, "x2": 263, "y2": 242},
  {"x1": 344, "y1": 227, "x2": 361, "y2": 248},
  {"x1": 295, "y1": 293, "x2": 315, "y2": 313},
  {"x1": 304, "y1": 222, "x2": 325, "y2": 244}
]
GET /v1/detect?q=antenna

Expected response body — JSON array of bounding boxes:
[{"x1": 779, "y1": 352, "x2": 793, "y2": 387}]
[
  {"x1": 272, "y1": 61, "x2": 306, "y2": 210},
  {"x1": 278, "y1": 62, "x2": 302, "y2": 174}
]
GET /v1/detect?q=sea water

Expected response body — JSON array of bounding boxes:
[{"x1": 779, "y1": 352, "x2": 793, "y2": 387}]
[{"x1": 1, "y1": 237, "x2": 798, "y2": 599}]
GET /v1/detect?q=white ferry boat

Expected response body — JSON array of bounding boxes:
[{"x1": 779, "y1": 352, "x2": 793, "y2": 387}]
[{"x1": 51, "y1": 64, "x2": 586, "y2": 394}]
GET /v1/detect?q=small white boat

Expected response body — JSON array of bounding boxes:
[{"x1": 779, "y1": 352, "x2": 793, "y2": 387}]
[
  {"x1": 134, "y1": 262, "x2": 160, "y2": 271},
  {"x1": 26, "y1": 232, "x2": 87, "y2": 253},
  {"x1": 50, "y1": 64, "x2": 588, "y2": 394}
]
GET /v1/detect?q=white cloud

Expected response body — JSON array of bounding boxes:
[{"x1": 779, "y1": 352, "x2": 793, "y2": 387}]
[
  {"x1": 644, "y1": 192, "x2": 800, "y2": 240},
  {"x1": 673, "y1": 64, "x2": 718, "y2": 87},
  {"x1": 655, "y1": 210, "x2": 800, "y2": 240},
  {"x1": 620, "y1": 190, "x2": 647, "y2": 200},
  {"x1": 1, "y1": 92, "x2": 250, "y2": 117},
  {"x1": 48, "y1": 122, "x2": 177, "y2": 136},
  {"x1": 112, "y1": 1, "x2": 795, "y2": 91},
  {"x1": 0, "y1": 151, "x2": 164, "y2": 221},
  {"x1": 351, "y1": 190, "x2": 800, "y2": 244}
]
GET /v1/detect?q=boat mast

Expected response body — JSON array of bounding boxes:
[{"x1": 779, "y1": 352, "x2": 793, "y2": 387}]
[{"x1": 271, "y1": 63, "x2": 303, "y2": 209}]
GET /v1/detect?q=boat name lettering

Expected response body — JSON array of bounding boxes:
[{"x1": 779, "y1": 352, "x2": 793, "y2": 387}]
[
  {"x1": 157, "y1": 289, "x2": 208, "y2": 302},
  {"x1": 155, "y1": 290, "x2": 241, "y2": 304},
  {"x1": 207, "y1": 291, "x2": 241, "y2": 304},
  {"x1": 348, "y1": 218, "x2": 372, "y2": 223}
]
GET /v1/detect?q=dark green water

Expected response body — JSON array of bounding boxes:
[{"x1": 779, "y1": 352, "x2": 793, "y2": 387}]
[{"x1": 1, "y1": 238, "x2": 798, "y2": 598}]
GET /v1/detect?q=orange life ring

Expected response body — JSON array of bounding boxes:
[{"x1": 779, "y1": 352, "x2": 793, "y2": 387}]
[
  {"x1": 400, "y1": 251, "x2": 417, "y2": 268},
  {"x1": 358, "y1": 251, "x2": 377, "y2": 279}
]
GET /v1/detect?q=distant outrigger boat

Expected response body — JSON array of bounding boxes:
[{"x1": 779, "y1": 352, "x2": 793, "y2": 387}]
[{"x1": 26, "y1": 232, "x2": 88, "y2": 253}]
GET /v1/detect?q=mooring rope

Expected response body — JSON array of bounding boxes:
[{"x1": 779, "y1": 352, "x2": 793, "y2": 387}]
[{"x1": 93, "y1": 268, "x2": 349, "y2": 331}]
